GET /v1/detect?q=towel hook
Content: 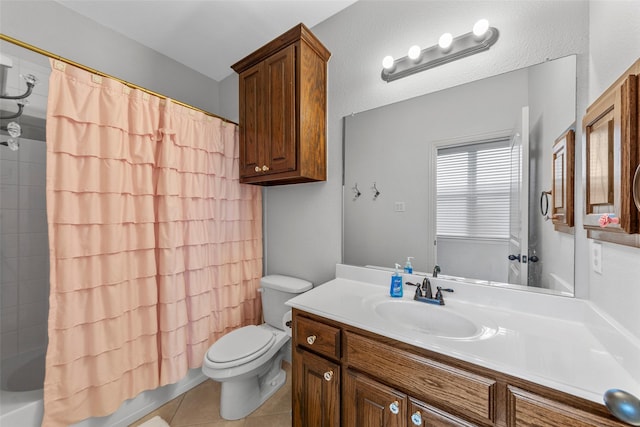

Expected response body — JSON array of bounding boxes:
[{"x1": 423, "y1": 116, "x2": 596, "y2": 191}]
[
  {"x1": 352, "y1": 183, "x2": 362, "y2": 201},
  {"x1": 372, "y1": 182, "x2": 381, "y2": 200}
]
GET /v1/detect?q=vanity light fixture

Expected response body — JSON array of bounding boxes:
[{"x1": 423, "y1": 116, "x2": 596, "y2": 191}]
[{"x1": 381, "y1": 19, "x2": 499, "y2": 82}]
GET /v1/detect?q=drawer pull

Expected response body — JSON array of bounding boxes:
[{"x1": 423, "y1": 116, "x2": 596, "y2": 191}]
[
  {"x1": 262, "y1": 165, "x2": 270, "y2": 171},
  {"x1": 389, "y1": 401, "x2": 400, "y2": 415},
  {"x1": 323, "y1": 370, "x2": 333, "y2": 381},
  {"x1": 254, "y1": 166, "x2": 261, "y2": 172},
  {"x1": 411, "y1": 411, "x2": 422, "y2": 425},
  {"x1": 307, "y1": 335, "x2": 317, "y2": 345}
]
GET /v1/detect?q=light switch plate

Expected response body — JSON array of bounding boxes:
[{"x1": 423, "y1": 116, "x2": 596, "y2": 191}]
[{"x1": 591, "y1": 241, "x2": 602, "y2": 274}]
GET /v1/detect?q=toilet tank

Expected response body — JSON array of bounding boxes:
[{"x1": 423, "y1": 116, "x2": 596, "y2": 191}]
[{"x1": 260, "y1": 275, "x2": 313, "y2": 329}]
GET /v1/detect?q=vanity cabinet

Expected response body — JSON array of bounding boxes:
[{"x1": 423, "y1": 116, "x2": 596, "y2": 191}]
[
  {"x1": 583, "y1": 58, "x2": 640, "y2": 247},
  {"x1": 292, "y1": 309, "x2": 628, "y2": 427},
  {"x1": 231, "y1": 23, "x2": 330, "y2": 185}
]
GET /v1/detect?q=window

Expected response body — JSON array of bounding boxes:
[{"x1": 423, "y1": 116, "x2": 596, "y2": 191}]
[{"x1": 437, "y1": 139, "x2": 511, "y2": 239}]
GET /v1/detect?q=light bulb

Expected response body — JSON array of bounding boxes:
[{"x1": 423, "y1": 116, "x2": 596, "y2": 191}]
[
  {"x1": 473, "y1": 19, "x2": 490, "y2": 38},
  {"x1": 438, "y1": 33, "x2": 453, "y2": 51},
  {"x1": 407, "y1": 45, "x2": 421, "y2": 61},
  {"x1": 382, "y1": 55, "x2": 395, "y2": 70}
]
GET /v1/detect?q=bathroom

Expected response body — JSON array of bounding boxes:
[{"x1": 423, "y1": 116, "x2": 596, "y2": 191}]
[{"x1": 1, "y1": 0, "x2": 639, "y2": 426}]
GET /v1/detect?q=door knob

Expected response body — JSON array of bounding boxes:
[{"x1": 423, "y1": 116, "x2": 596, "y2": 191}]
[
  {"x1": 323, "y1": 370, "x2": 333, "y2": 381},
  {"x1": 508, "y1": 254, "x2": 521, "y2": 262},
  {"x1": 254, "y1": 166, "x2": 261, "y2": 172},
  {"x1": 389, "y1": 401, "x2": 400, "y2": 415},
  {"x1": 306, "y1": 335, "x2": 316, "y2": 345},
  {"x1": 262, "y1": 165, "x2": 270, "y2": 171}
]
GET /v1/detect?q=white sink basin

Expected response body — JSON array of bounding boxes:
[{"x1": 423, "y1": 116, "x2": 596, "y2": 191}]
[{"x1": 371, "y1": 298, "x2": 496, "y2": 340}]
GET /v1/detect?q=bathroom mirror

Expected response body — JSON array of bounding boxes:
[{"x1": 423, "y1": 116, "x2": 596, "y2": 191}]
[{"x1": 343, "y1": 55, "x2": 576, "y2": 296}]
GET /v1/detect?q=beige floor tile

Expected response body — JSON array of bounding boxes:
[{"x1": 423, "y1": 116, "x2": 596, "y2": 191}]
[
  {"x1": 171, "y1": 380, "x2": 223, "y2": 426},
  {"x1": 129, "y1": 394, "x2": 184, "y2": 427},
  {"x1": 248, "y1": 362, "x2": 291, "y2": 418},
  {"x1": 244, "y1": 413, "x2": 291, "y2": 427},
  {"x1": 177, "y1": 419, "x2": 246, "y2": 427}
]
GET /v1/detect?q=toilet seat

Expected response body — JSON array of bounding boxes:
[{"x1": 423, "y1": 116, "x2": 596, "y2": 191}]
[{"x1": 206, "y1": 325, "x2": 276, "y2": 369}]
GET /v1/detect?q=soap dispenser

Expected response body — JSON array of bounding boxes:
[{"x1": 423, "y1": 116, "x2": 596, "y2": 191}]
[
  {"x1": 390, "y1": 263, "x2": 403, "y2": 298},
  {"x1": 404, "y1": 257, "x2": 414, "y2": 274}
]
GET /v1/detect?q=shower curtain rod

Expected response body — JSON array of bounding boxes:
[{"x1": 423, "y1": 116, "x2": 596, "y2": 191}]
[{"x1": 0, "y1": 33, "x2": 238, "y2": 126}]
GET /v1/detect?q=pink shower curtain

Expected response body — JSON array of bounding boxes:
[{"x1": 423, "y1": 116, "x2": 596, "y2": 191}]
[{"x1": 44, "y1": 59, "x2": 262, "y2": 426}]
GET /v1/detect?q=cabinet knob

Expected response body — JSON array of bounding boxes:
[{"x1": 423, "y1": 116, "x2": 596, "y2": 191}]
[
  {"x1": 262, "y1": 165, "x2": 270, "y2": 171},
  {"x1": 254, "y1": 166, "x2": 261, "y2": 172},
  {"x1": 323, "y1": 370, "x2": 333, "y2": 381},
  {"x1": 306, "y1": 335, "x2": 317, "y2": 345},
  {"x1": 411, "y1": 411, "x2": 422, "y2": 425},
  {"x1": 389, "y1": 401, "x2": 400, "y2": 415}
]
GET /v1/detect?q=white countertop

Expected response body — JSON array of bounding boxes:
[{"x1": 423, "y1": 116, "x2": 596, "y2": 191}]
[{"x1": 286, "y1": 264, "x2": 640, "y2": 405}]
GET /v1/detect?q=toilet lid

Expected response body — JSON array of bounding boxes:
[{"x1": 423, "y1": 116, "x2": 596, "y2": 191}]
[{"x1": 206, "y1": 325, "x2": 275, "y2": 365}]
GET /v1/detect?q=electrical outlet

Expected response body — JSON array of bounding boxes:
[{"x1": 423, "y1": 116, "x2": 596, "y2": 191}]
[
  {"x1": 394, "y1": 202, "x2": 406, "y2": 212},
  {"x1": 591, "y1": 241, "x2": 602, "y2": 274}
]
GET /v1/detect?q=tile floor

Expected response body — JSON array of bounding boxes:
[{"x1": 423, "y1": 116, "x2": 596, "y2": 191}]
[{"x1": 129, "y1": 362, "x2": 292, "y2": 427}]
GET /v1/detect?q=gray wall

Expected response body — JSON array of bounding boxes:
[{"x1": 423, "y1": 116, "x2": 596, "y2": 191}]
[
  {"x1": 223, "y1": 1, "x2": 640, "y2": 338},
  {"x1": 0, "y1": 0, "x2": 221, "y2": 116},
  {"x1": 228, "y1": 1, "x2": 590, "y2": 285}
]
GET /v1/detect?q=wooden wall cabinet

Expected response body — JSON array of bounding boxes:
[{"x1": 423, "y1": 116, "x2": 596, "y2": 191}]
[
  {"x1": 551, "y1": 128, "x2": 575, "y2": 233},
  {"x1": 232, "y1": 23, "x2": 330, "y2": 185},
  {"x1": 583, "y1": 59, "x2": 640, "y2": 246},
  {"x1": 292, "y1": 309, "x2": 628, "y2": 427}
]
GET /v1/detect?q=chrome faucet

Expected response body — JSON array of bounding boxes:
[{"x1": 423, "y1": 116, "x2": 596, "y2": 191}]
[{"x1": 433, "y1": 265, "x2": 441, "y2": 278}]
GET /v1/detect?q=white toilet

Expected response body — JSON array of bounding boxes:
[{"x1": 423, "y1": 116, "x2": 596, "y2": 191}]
[{"x1": 202, "y1": 275, "x2": 312, "y2": 420}]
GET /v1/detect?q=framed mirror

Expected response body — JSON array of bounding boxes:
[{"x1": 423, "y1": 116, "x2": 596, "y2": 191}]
[{"x1": 343, "y1": 55, "x2": 576, "y2": 296}]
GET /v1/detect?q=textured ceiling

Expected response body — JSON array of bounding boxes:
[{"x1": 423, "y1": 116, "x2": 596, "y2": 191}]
[{"x1": 54, "y1": 0, "x2": 357, "y2": 82}]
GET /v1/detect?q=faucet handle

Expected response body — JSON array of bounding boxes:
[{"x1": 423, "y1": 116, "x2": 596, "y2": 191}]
[{"x1": 435, "y1": 286, "x2": 454, "y2": 302}]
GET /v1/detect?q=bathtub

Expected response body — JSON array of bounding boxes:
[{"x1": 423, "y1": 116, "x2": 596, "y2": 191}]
[
  {"x1": 0, "y1": 349, "x2": 206, "y2": 427},
  {"x1": 0, "y1": 349, "x2": 46, "y2": 427}
]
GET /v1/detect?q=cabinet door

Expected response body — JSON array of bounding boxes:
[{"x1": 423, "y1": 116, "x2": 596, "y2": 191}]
[
  {"x1": 238, "y1": 61, "x2": 265, "y2": 178},
  {"x1": 292, "y1": 347, "x2": 340, "y2": 427},
  {"x1": 344, "y1": 370, "x2": 407, "y2": 427},
  {"x1": 583, "y1": 72, "x2": 639, "y2": 245},
  {"x1": 408, "y1": 399, "x2": 478, "y2": 427},
  {"x1": 264, "y1": 44, "x2": 296, "y2": 175}
]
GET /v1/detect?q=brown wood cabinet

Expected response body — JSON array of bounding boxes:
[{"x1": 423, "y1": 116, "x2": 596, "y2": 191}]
[
  {"x1": 583, "y1": 59, "x2": 640, "y2": 247},
  {"x1": 551, "y1": 128, "x2": 575, "y2": 233},
  {"x1": 232, "y1": 23, "x2": 330, "y2": 185},
  {"x1": 292, "y1": 309, "x2": 628, "y2": 427}
]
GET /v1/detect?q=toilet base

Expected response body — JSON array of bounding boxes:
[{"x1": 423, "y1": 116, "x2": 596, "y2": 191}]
[{"x1": 219, "y1": 354, "x2": 287, "y2": 420}]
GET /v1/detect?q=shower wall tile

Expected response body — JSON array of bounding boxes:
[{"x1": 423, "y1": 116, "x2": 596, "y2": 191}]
[
  {"x1": 19, "y1": 232, "x2": 49, "y2": 257},
  {"x1": 0, "y1": 185, "x2": 19, "y2": 209},
  {"x1": 18, "y1": 301, "x2": 48, "y2": 328},
  {"x1": 18, "y1": 255, "x2": 49, "y2": 282},
  {"x1": 0, "y1": 209, "x2": 19, "y2": 234},
  {"x1": 0, "y1": 232, "x2": 18, "y2": 258},
  {"x1": 19, "y1": 279, "x2": 49, "y2": 305},
  {"x1": 18, "y1": 184, "x2": 46, "y2": 211},
  {"x1": 18, "y1": 139, "x2": 47, "y2": 164},
  {"x1": 1, "y1": 256, "x2": 18, "y2": 283},
  {"x1": 18, "y1": 323, "x2": 48, "y2": 353},
  {"x1": 0, "y1": 145, "x2": 19, "y2": 161},
  {"x1": 1, "y1": 305, "x2": 18, "y2": 333},
  {"x1": 1, "y1": 160, "x2": 19, "y2": 185},
  {"x1": 1, "y1": 331, "x2": 18, "y2": 359},
  {"x1": 19, "y1": 161, "x2": 47, "y2": 186},
  {"x1": 18, "y1": 208, "x2": 47, "y2": 234},
  {"x1": 1, "y1": 282, "x2": 18, "y2": 308}
]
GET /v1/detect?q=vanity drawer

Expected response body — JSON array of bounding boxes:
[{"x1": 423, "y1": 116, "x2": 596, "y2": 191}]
[
  {"x1": 295, "y1": 316, "x2": 341, "y2": 360},
  {"x1": 345, "y1": 332, "x2": 496, "y2": 424},
  {"x1": 507, "y1": 386, "x2": 626, "y2": 427}
]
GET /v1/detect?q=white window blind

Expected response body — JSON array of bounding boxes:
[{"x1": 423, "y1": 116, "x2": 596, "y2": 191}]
[{"x1": 437, "y1": 139, "x2": 511, "y2": 239}]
